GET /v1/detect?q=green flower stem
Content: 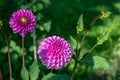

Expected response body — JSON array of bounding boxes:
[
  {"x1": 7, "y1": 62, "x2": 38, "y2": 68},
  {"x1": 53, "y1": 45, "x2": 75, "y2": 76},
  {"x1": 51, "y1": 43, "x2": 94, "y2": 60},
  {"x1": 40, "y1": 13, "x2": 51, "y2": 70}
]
[
  {"x1": 2, "y1": 28, "x2": 12, "y2": 78},
  {"x1": 22, "y1": 37, "x2": 25, "y2": 65},
  {"x1": 51, "y1": 69, "x2": 53, "y2": 73},
  {"x1": 33, "y1": 30, "x2": 37, "y2": 61},
  {"x1": 71, "y1": 62, "x2": 78, "y2": 80},
  {"x1": 76, "y1": 35, "x2": 79, "y2": 56}
]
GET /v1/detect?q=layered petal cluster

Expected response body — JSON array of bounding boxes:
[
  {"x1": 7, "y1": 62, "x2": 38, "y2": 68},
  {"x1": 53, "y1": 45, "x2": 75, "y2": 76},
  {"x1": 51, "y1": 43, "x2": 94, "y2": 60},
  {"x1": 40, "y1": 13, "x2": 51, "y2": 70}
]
[
  {"x1": 38, "y1": 36, "x2": 72, "y2": 70},
  {"x1": 9, "y1": 9, "x2": 36, "y2": 37}
]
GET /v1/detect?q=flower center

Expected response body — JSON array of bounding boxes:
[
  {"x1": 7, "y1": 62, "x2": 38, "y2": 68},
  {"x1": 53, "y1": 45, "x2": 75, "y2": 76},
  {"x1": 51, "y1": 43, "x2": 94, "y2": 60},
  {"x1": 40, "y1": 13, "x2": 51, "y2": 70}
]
[{"x1": 20, "y1": 17, "x2": 27, "y2": 23}]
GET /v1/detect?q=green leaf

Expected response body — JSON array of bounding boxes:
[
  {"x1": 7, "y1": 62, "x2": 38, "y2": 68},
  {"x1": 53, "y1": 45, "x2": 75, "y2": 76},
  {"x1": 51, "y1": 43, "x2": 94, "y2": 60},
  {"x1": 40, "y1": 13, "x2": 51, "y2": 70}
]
[
  {"x1": 21, "y1": 65, "x2": 29, "y2": 80},
  {"x1": 76, "y1": 14, "x2": 84, "y2": 34},
  {"x1": 93, "y1": 56, "x2": 110, "y2": 70},
  {"x1": 69, "y1": 35, "x2": 77, "y2": 51},
  {"x1": 81, "y1": 54, "x2": 110, "y2": 71},
  {"x1": 97, "y1": 30, "x2": 109, "y2": 45},
  {"x1": 32, "y1": 5, "x2": 37, "y2": 12},
  {"x1": 10, "y1": 78, "x2": 15, "y2": 80},
  {"x1": 41, "y1": 73, "x2": 71, "y2": 80},
  {"x1": 29, "y1": 60, "x2": 40, "y2": 80},
  {"x1": 0, "y1": 20, "x2": 3, "y2": 29},
  {"x1": 10, "y1": 40, "x2": 21, "y2": 54},
  {"x1": 43, "y1": 21, "x2": 51, "y2": 32},
  {"x1": 41, "y1": 73, "x2": 54, "y2": 80},
  {"x1": 41, "y1": 0, "x2": 51, "y2": 6},
  {"x1": 37, "y1": 3, "x2": 43, "y2": 11},
  {"x1": 100, "y1": 11, "x2": 111, "y2": 19},
  {"x1": 81, "y1": 53, "x2": 94, "y2": 67},
  {"x1": 0, "y1": 46, "x2": 8, "y2": 54}
]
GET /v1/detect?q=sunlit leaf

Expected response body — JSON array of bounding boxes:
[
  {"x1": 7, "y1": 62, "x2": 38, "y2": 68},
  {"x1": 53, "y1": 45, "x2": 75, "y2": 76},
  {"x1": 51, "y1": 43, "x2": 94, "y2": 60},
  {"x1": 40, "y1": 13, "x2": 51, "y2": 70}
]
[
  {"x1": 93, "y1": 56, "x2": 110, "y2": 70},
  {"x1": 29, "y1": 60, "x2": 40, "y2": 80},
  {"x1": 76, "y1": 14, "x2": 84, "y2": 34},
  {"x1": 41, "y1": 73, "x2": 71, "y2": 80},
  {"x1": 81, "y1": 54, "x2": 110, "y2": 71},
  {"x1": 43, "y1": 21, "x2": 51, "y2": 32},
  {"x1": 97, "y1": 30, "x2": 109, "y2": 45},
  {"x1": 100, "y1": 11, "x2": 111, "y2": 19},
  {"x1": 21, "y1": 65, "x2": 29, "y2": 80},
  {"x1": 41, "y1": 73, "x2": 54, "y2": 80},
  {"x1": 69, "y1": 35, "x2": 77, "y2": 53}
]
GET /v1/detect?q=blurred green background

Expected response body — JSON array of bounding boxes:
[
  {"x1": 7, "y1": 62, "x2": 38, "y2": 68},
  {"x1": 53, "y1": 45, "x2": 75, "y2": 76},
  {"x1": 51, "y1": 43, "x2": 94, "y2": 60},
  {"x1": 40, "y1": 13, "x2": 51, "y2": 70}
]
[{"x1": 0, "y1": 0, "x2": 120, "y2": 80}]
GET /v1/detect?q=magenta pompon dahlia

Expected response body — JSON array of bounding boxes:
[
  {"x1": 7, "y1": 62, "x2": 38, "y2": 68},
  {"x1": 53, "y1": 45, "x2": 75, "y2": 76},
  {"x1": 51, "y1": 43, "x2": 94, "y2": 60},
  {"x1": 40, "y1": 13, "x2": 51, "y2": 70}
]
[
  {"x1": 9, "y1": 9, "x2": 36, "y2": 37},
  {"x1": 38, "y1": 36, "x2": 72, "y2": 70}
]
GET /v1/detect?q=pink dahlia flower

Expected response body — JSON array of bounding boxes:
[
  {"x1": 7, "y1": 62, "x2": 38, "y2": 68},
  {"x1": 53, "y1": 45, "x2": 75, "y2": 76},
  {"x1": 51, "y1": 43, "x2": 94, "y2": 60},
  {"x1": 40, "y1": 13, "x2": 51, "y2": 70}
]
[
  {"x1": 38, "y1": 36, "x2": 72, "y2": 70},
  {"x1": 9, "y1": 9, "x2": 36, "y2": 37}
]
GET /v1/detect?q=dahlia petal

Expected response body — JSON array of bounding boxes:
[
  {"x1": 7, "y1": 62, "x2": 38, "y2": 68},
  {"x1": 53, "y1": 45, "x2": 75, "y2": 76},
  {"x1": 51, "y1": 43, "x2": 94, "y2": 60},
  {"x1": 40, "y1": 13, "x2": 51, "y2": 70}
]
[{"x1": 38, "y1": 36, "x2": 72, "y2": 70}]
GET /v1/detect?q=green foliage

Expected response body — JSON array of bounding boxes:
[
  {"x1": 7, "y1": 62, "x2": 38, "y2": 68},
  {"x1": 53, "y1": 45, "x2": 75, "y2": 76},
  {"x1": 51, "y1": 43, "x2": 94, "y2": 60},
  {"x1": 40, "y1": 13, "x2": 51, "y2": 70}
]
[
  {"x1": 10, "y1": 40, "x2": 21, "y2": 54},
  {"x1": 113, "y1": 37, "x2": 120, "y2": 56},
  {"x1": 21, "y1": 65, "x2": 29, "y2": 80},
  {"x1": 41, "y1": 0, "x2": 51, "y2": 6},
  {"x1": 20, "y1": 0, "x2": 51, "y2": 34},
  {"x1": 0, "y1": 0, "x2": 120, "y2": 80},
  {"x1": 81, "y1": 53, "x2": 94, "y2": 67},
  {"x1": 41, "y1": 73, "x2": 71, "y2": 80},
  {"x1": 39, "y1": 21, "x2": 51, "y2": 32},
  {"x1": 76, "y1": 14, "x2": 84, "y2": 34},
  {"x1": 69, "y1": 35, "x2": 77, "y2": 51},
  {"x1": 0, "y1": 46, "x2": 8, "y2": 54},
  {"x1": 97, "y1": 30, "x2": 109, "y2": 45},
  {"x1": 93, "y1": 56, "x2": 110, "y2": 70},
  {"x1": 41, "y1": 73, "x2": 54, "y2": 80},
  {"x1": 29, "y1": 60, "x2": 40, "y2": 80},
  {"x1": 10, "y1": 78, "x2": 15, "y2": 80},
  {"x1": 100, "y1": 11, "x2": 111, "y2": 19},
  {"x1": 0, "y1": 20, "x2": 2, "y2": 29},
  {"x1": 81, "y1": 53, "x2": 110, "y2": 71}
]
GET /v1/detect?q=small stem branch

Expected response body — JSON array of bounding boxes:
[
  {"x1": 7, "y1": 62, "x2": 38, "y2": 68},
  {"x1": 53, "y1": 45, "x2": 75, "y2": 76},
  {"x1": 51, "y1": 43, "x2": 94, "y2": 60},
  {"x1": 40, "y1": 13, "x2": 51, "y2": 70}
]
[
  {"x1": 2, "y1": 28, "x2": 12, "y2": 78},
  {"x1": 22, "y1": 37, "x2": 25, "y2": 65},
  {"x1": 78, "y1": 12, "x2": 102, "y2": 56},
  {"x1": 33, "y1": 30, "x2": 37, "y2": 61},
  {"x1": 80, "y1": 13, "x2": 102, "y2": 50},
  {"x1": 71, "y1": 62, "x2": 78, "y2": 80},
  {"x1": 80, "y1": 30, "x2": 89, "y2": 49},
  {"x1": 88, "y1": 13, "x2": 102, "y2": 30},
  {"x1": 88, "y1": 43, "x2": 98, "y2": 53},
  {"x1": 71, "y1": 12, "x2": 102, "y2": 80}
]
